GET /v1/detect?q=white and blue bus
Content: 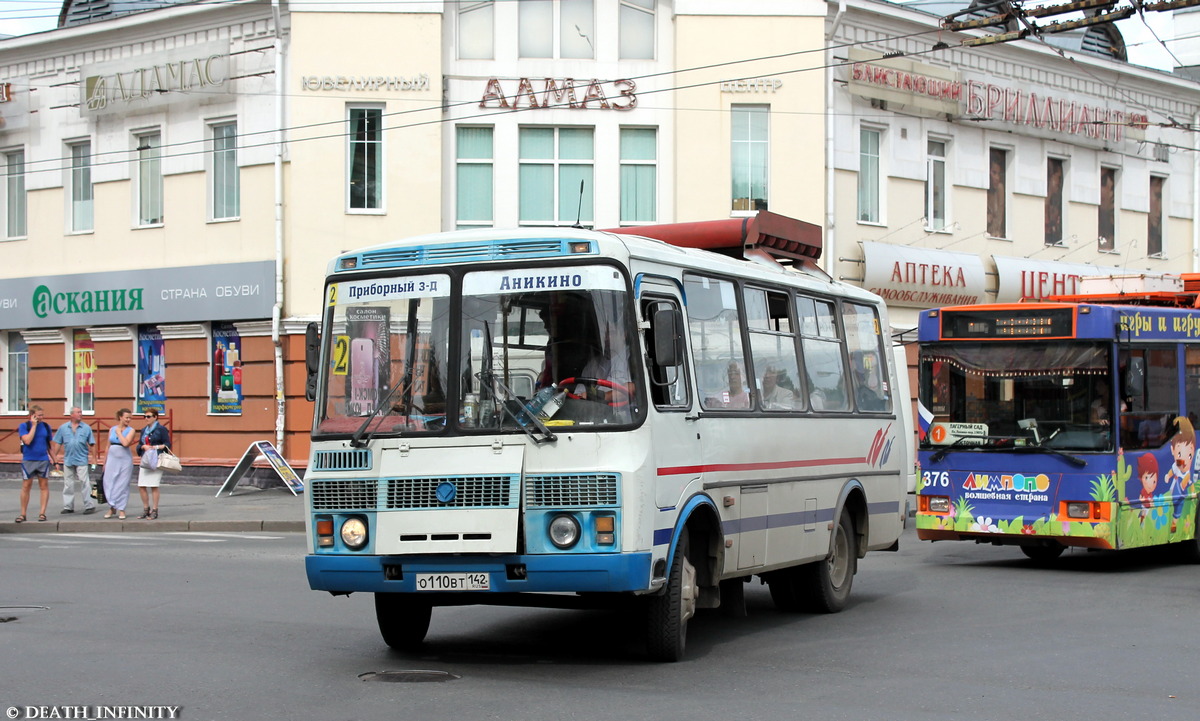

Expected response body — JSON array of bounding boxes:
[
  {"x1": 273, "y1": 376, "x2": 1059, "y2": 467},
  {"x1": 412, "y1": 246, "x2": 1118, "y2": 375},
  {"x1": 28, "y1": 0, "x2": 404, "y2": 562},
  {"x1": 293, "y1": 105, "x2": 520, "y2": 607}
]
[{"x1": 303, "y1": 212, "x2": 908, "y2": 660}]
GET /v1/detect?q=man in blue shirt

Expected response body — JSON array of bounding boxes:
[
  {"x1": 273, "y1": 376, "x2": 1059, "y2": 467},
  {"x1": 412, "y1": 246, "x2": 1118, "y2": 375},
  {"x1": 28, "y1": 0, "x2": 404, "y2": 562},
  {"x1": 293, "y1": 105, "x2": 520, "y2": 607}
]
[
  {"x1": 52, "y1": 406, "x2": 97, "y2": 515},
  {"x1": 17, "y1": 405, "x2": 53, "y2": 523}
]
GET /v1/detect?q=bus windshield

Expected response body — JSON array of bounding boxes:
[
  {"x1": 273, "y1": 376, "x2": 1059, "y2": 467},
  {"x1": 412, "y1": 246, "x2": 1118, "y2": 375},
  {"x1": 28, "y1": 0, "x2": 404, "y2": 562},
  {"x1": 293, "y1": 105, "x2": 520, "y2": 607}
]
[{"x1": 919, "y1": 341, "x2": 1113, "y2": 452}]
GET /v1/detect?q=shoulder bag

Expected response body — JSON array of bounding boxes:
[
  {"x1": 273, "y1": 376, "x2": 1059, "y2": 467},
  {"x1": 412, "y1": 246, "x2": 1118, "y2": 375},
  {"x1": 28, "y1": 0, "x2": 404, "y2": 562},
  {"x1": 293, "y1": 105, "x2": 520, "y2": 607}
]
[{"x1": 157, "y1": 445, "x2": 182, "y2": 473}]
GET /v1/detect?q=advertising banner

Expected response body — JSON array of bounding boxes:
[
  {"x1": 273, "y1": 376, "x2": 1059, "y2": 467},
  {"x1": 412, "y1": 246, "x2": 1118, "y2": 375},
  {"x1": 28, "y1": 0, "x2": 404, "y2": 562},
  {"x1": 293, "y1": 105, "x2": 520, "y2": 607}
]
[
  {"x1": 137, "y1": 325, "x2": 166, "y2": 414},
  {"x1": 211, "y1": 322, "x2": 243, "y2": 415}
]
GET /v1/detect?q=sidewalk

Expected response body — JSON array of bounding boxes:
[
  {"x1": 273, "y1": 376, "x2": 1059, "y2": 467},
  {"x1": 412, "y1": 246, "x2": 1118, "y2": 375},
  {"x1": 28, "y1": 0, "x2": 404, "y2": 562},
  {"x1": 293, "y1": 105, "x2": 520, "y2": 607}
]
[{"x1": 0, "y1": 478, "x2": 305, "y2": 534}]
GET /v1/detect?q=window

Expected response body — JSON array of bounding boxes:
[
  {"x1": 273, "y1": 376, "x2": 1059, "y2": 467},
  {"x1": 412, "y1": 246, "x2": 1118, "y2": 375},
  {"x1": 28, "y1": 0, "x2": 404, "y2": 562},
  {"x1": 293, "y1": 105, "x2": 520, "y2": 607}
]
[
  {"x1": 456, "y1": 126, "x2": 493, "y2": 230},
  {"x1": 685, "y1": 275, "x2": 749, "y2": 411},
  {"x1": 1099, "y1": 166, "x2": 1117, "y2": 251},
  {"x1": 136, "y1": 132, "x2": 163, "y2": 226},
  {"x1": 518, "y1": 127, "x2": 593, "y2": 225},
  {"x1": 1148, "y1": 175, "x2": 1164, "y2": 257},
  {"x1": 731, "y1": 105, "x2": 769, "y2": 212},
  {"x1": 210, "y1": 122, "x2": 240, "y2": 220},
  {"x1": 620, "y1": 0, "x2": 655, "y2": 59},
  {"x1": 69, "y1": 142, "x2": 93, "y2": 233},
  {"x1": 519, "y1": 0, "x2": 594, "y2": 59},
  {"x1": 987, "y1": 148, "x2": 1007, "y2": 238},
  {"x1": 925, "y1": 139, "x2": 947, "y2": 231},
  {"x1": 6, "y1": 332, "x2": 28, "y2": 413},
  {"x1": 798, "y1": 296, "x2": 849, "y2": 412},
  {"x1": 3, "y1": 149, "x2": 26, "y2": 238},
  {"x1": 1045, "y1": 158, "x2": 1065, "y2": 246},
  {"x1": 1119, "y1": 347, "x2": 1178, "y2": 450},
  {"x1": 348, "y1": 107, "x2": 383, "y2": 211},
  {"x1": 642, "y1": 296, "x2": 688, "y2": 408},
  {"x1": 71, "y1": 330, "x2": 95, "y2": 413},
  {"x1": 858, "y1": 127, "x2": 881, "y2": 223},
  {"x1": 843, "y1": 303, "x2": 891, "y2": 413},
  {"x1": 745, "y1": 288, "x2": 803, "y2": 412},
  {"x1": 619, "y1": 127, "x2": 656, "y2": 223},
  {"x1": 458, "y1": 0, "x2": 494, "y2": 59}
]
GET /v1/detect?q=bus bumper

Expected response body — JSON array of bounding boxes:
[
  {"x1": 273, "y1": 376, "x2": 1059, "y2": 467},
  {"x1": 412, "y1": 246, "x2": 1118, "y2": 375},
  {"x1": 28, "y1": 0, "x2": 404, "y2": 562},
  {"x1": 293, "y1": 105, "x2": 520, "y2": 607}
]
[{"x1": 306, "y1": 552, "x2": 654, "y2": 594}]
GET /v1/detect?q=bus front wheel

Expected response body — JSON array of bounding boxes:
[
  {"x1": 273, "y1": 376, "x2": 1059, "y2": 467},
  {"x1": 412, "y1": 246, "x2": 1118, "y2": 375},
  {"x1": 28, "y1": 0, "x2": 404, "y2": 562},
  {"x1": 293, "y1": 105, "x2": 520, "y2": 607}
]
[
  {"x1": 374, "y1": 593, "x2": 432, "y2": 651},
  {"x1": 798, "y1": 512, "x2": 857, "y2": 613},
  {"x1": 646, "y1": 527, "x2": 697, "y2": 662}
]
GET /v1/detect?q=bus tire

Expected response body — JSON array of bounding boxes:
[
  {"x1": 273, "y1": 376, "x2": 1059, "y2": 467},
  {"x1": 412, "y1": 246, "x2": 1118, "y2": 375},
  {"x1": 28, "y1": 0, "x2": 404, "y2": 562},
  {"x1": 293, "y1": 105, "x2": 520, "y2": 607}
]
[
  {"x1": 765, "y1": 568, "x2": 805, "y2": 612},
  {"x1": 1020, "y1": 543, "x2": 1065, "y2": 563},
  {"x1": 1174, "y1": 506, "x2": 1200, "y2": 564},
  {"x1": 799, "y1": 512, "x2": 857, "y2": 614},
  {"x1": 646, "y1": 527, "x2": 697, "y2": 662},
  {"x1": 374, "y1": 593, "x2": 432, "y2": 651}
]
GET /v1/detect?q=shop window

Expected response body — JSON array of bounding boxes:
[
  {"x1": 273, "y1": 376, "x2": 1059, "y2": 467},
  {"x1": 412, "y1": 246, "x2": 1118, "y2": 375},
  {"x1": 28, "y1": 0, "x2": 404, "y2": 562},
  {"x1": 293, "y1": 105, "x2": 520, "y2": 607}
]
[
  {"x1": 987, "y1": 148, "x2": 1008, "y2": 238},
  {"x1": 925, "y1": 139, "x2": 947, "y2": 231},
  {"x1": 456, "y1": 126, "x2": 494, "y2": 230},
  {"x1": 348, "y1": 107, "x2": 384, "y2": 212},
  {"x1": 135, "y1": 132, "x2": 163, "y2": 226},
  {"x1": 71, "y1": 330, "x2": 95, "y2": 413},
  {"x1": 858, "y1": 127, "x2": 881, "y2": 223},
  {"x1": 210, "y1": 121, "x2": 240, "y2": 221},
  {"x1": 731, "y1": 105, "x2": 769, "y2": 213},
  {"x1": 1045, "y1": 157, "x2": 1065, "y2": 246},
  {"x1": 136, "y1": 325, "x2": 166, "y2": 415},
  {"x1": 619, "y1": 0, "x2": 655, "y2": 59},
  {"x1": 619, "y1": 127, "x2": 656, "y2": 224},
  {"x1": 3, "y1": 149, "x2": 26, "y2": 239},
  {"x1": 6, "y1": 332, "x2": 28, "y2": 413},
  {"x1": 69, "y1": 142, "x2": 93, "y2": 233},
  {"x1": 1148, "y1": 175, "x2": 1164, "y2": 257},
  {"x1": 211, "y1": 323, "x2": 244, "y2": 415},
  {"x1": 518, "y1": 127, "x2": 593, "y2": 225},
  {"x1": 458, "y1": 0, "x2": 494, "y2": 59},
  {"x1": 1098, "y1": 166, "x2": 1117, "y2": 251}
]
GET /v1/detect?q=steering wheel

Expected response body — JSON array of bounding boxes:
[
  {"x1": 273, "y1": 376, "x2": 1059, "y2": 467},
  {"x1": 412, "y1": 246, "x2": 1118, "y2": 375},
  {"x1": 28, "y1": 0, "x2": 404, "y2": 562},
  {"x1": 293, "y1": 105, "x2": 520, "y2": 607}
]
[{"x1": 557, "y1": 377, "x2": 632, "y2": 407}]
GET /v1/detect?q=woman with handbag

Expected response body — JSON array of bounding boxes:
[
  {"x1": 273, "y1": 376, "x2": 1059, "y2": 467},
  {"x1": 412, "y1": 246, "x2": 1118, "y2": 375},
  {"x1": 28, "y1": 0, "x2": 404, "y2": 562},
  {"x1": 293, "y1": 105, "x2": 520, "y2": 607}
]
[
  {"x1": 136, "y1": 408, "x2": 171, "y2": 520},
  {"x1": 102, "y1": 409, "x2": 137, "y2": 520}
]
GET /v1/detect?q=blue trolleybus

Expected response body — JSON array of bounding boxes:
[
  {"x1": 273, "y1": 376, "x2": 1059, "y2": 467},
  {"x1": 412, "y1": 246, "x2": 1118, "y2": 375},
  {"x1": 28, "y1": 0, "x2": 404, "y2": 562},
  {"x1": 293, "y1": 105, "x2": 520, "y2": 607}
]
[
  {"x1": 915, "y1": 274, "x2": 1200, "y2": 561},
  {"x1": 303, "y1": 212, "x2": 908, "y2": 660}
]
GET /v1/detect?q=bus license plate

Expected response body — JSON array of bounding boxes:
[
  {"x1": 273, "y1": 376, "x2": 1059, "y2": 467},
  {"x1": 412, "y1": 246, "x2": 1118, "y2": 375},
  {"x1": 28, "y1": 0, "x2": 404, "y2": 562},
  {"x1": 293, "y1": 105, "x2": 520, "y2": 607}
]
[{"x1": 414, "y1": 573, "x2": 490, "y2": 591}]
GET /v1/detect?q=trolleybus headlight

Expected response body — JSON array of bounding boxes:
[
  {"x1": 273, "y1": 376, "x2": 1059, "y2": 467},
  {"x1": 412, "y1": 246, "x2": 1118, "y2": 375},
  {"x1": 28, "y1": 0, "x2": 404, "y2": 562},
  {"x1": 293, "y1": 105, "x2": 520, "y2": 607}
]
[
  {"x1": 340, "y1": 517, "x2": 369, "y2": 550},
  {"x1": 927, "y1": 496, "x2": 950, "y2": 514},
  {"x1": 548, "y1": 514, "x2": 581, "y2": 549}
]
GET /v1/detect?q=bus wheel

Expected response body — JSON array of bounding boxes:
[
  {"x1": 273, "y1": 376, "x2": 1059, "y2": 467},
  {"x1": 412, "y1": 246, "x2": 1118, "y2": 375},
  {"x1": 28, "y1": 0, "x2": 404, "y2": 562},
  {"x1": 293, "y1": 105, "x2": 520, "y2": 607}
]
[
  {"x1": 1020, "y1": 543, "x2": 1065, "y2": 563},
  {"x1": 765, "y1": 568, "x2": 805, "y2": 612},
  {"x1": 1174, "y1": 507, "x2": 1200, "y2": 563},
  {"x1": 799, "y1": 512, "x2": 857, "y2": 613},
  {"x1": 374, "y1": 593, "x2": 432, "y2": 651},
  {"x1": 646, "y1": 528, "x2": 697, "y2": 662}
]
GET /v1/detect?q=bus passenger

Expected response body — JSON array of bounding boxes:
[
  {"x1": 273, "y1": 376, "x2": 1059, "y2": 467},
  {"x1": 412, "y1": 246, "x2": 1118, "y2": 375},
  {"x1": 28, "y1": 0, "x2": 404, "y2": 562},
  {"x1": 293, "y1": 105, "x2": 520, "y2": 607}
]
[
  {"x1": 760, "y1": 366, "x2": 797, "y2": 410},
  {"x1": 725, "y1": 361, "x2": 750, "y2": 409}
]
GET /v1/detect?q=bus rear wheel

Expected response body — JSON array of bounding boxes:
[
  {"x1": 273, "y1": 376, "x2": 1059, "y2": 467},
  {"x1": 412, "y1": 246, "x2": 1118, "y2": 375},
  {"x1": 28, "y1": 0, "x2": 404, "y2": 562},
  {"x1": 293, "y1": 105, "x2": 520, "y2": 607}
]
[
  {"x1": 646, "y1": 528, "x2": 697, "y2": 662},
  {"x1": 374, "y1": 593, "x2": 432, "y2": 651},
  {"x1": 1173, "y1": 506, "x2": 1200, "y2": 563},
  {"x1": 797, "y1": 512, "x2": 857, "y2": 613},
  {"x1": 1020, "y1": 543, "x2": 1065, "y2": 562}
]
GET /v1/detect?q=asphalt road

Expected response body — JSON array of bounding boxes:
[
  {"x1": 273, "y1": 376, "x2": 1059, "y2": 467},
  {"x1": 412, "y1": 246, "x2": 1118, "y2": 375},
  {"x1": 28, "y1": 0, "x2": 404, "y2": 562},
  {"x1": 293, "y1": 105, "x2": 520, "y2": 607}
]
[{"x1": 1, "y1": 528, "x2": 1196, "y2": 721}]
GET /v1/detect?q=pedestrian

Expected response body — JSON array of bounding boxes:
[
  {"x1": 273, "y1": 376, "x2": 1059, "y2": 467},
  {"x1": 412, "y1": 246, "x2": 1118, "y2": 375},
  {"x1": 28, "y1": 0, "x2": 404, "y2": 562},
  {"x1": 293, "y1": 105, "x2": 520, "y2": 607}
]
[
  {"x1": 137, "y1": 408, "x2": 171, "y2": 520},
  {"x1": 52, "y1": 406, "x2": 97, "y2": 515},
  {"x1": 102, "y1": 408, "x2": 137, "y2": 520},
  {"x1": 16, "y1": 405, "x2": 53, "y2": 523}
]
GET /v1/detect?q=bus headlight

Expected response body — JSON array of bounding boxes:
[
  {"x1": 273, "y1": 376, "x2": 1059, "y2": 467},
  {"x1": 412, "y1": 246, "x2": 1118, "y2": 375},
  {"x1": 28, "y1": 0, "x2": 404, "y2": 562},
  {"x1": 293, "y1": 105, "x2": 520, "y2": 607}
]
[
  {"x1": 340, "y1": 517, "x2": 368, "y2": 550},
  {"x1": 548, "y1": 514, "x2": 580, "y2": 549}
]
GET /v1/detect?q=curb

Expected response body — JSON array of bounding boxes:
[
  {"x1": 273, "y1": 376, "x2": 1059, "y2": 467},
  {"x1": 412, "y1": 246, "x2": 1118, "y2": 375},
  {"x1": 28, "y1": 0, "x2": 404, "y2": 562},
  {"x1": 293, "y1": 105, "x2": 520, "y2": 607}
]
[{"x1": 0, "y1": 520, "x2": 304, "y2": 534}]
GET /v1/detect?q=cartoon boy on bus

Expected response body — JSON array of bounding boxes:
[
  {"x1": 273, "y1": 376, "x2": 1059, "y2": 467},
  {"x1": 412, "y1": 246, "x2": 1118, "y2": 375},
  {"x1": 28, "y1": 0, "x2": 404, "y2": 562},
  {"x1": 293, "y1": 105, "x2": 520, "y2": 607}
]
[
  {"x1": 1165, "y1": 417, "x2": 1195, "y2": 533},
  {"x1": 1130, "y1": 453, "x2": 1159, "y2": 525}
]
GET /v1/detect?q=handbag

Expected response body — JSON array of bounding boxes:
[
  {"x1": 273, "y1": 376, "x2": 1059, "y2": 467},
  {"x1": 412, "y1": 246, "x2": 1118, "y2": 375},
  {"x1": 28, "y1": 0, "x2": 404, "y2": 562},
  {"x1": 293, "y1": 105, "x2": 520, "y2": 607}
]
[
  {"x1": 140, "y1": 447, "x2": 159, "y2": 470},
  {"x1": 158, "y1": 447, "x2": 182, "y2": 473}
]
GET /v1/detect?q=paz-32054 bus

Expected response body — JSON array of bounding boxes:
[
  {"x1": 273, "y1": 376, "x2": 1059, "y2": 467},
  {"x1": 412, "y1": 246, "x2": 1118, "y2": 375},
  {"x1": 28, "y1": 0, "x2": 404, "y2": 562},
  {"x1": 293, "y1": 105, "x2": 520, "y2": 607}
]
[{"x1": 303, "y1": 212, "x2": 907, "y2": 660}]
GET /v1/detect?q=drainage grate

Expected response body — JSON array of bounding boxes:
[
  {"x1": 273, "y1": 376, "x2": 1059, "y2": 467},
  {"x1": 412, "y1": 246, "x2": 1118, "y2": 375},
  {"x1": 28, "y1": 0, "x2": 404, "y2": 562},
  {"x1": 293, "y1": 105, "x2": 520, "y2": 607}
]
[{"x1": 359, "y1": 670, "x2": 460, "y2": 683}]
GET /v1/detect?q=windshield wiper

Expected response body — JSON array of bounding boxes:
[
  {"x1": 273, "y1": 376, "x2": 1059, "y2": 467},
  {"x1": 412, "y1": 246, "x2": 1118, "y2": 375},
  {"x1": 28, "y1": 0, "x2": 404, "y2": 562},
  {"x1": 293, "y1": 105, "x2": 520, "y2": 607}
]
[
  {"x1": 350, "y1": 301, "x2": 421, "y2": 449},
  {"x1": 476, "y1": 369, "x2": 557, "y2": 444},
  {"x1": 1012, "y1": 444, "x2": 1088, "y2": 467},
  {"x1": 928, "y1": 435, "x2": 988, "y2": 463}
]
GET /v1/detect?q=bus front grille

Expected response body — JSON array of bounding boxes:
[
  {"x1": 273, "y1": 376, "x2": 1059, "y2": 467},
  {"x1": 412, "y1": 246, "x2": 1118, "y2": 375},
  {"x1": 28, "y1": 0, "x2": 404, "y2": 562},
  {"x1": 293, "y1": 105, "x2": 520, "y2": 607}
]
[
  {"x1": 312, "y1": 449, "x2": 372, "y2": 472},
  {"x1": 311, "y1": 479, "x2": 378, "y2": 511},
  {"x1": 386, "y1": 476, "x2": 518, "y2": 509},
  {"x1": 525, "y1": 474, "x2": 619, "y2": 508}
]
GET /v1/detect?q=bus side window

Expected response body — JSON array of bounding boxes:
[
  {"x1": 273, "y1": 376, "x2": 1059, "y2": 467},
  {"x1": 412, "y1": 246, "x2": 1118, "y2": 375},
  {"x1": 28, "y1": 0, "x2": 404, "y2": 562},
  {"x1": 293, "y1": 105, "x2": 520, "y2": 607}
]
[{"x1": 642, "y1": 297, "x2": 690, "y2": 408}]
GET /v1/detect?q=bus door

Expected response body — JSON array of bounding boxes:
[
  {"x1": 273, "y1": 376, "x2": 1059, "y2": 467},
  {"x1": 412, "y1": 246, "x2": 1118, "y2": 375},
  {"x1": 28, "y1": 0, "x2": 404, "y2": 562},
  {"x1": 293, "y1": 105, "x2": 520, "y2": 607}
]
[{"x1": 638, "y1": 281, "x2": 703, "y2": 511}]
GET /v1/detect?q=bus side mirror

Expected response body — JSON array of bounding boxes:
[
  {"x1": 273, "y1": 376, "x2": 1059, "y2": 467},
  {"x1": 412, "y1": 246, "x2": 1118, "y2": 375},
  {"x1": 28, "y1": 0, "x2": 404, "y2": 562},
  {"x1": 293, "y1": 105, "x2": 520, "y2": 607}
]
[
  {"x1": 652, "y1": 308, "x2": 684, "y2": 368},
  {"x1": 305, "y1": 322, "x2": 320, "y2": 402}
]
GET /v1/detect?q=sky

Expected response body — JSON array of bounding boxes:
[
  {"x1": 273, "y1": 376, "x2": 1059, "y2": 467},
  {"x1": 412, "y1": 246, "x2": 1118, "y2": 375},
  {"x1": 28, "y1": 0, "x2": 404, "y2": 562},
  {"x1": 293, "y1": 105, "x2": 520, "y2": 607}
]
[{"x1": 0, "y1": 0, "x2": 1185, "y2": 73}]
